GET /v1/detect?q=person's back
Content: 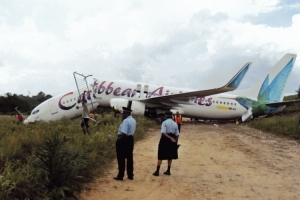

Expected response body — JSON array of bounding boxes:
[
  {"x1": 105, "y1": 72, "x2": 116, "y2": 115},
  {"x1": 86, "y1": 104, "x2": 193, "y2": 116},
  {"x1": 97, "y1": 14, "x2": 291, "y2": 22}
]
[
  {"x1": 163, "y1": 118, "x2": 178, "y2": 134},
  {"x1": 122, "y1": 115, "x2": 136, "y2": 135},
  {"x1": 82, "y1": 102, "x2": 89, "y2": 118},
  {"x1": 81, "y1": 91, "x2": 90, "y2": 134}
]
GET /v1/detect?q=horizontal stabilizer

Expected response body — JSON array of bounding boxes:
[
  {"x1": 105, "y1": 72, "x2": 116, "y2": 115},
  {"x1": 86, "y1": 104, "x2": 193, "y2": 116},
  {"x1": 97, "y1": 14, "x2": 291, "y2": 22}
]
[{"x1": 266, "y1": 99, "x2": 300, "y2": 107}]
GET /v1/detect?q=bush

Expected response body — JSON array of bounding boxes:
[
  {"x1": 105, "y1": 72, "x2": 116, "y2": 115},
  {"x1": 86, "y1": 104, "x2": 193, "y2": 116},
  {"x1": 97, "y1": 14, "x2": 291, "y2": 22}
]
[
  {"x1": 34, "y1": 132, "x2": 86, "y2": 199},
  {"x1": 0, "y1": 114, "x2": 155, "y2": 199}
]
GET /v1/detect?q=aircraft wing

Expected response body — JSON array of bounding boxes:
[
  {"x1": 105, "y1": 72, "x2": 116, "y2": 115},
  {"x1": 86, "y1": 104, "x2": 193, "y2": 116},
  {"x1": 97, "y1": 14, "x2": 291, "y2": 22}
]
[
  {"x1": 138, "y1": 62, "x2": 251, "y2": 107},
  {"x1": 266, "y1": 99, "x2": 300, "y2": 107}
]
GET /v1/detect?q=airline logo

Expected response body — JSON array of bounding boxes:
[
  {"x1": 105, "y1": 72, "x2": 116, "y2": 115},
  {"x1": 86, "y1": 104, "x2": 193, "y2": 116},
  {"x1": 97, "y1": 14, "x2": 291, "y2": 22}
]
[{"x1": 58, "y1": 92, "x2": 76, "y2": 110}]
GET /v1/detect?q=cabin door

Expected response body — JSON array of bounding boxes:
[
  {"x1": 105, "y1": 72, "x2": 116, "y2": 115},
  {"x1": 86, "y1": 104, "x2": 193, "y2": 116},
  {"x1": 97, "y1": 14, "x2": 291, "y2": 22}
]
[{"x1": 48, "y1": 99, "x2": 58, "y2": 115}]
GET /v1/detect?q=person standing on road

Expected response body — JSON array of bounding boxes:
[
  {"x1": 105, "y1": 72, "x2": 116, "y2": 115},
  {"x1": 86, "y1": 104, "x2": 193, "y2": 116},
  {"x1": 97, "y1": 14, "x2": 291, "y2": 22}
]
[
  {"x1": 81, "y1": 91, "x2": 90, "y2": 135},
  {"x1": 114, "y1": 107, "x2": 136, "y2": 181},
  {"x1": 174, "y1": 111, "x2": 182, "y2": 133},
  {"x1": 153, "y1": 111, "x2": 180, "y2": 176}
]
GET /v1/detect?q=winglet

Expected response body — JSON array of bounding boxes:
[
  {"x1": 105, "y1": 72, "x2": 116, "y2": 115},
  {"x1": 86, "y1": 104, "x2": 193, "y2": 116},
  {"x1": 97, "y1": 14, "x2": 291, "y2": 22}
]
[{"x1": 224, "y1": 62, "x2": 251, "y2": 90}]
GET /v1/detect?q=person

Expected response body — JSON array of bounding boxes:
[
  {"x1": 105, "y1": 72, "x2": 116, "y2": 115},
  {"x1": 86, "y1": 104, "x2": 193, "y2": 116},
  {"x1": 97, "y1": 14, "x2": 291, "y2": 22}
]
[
  {"x1": 89, "y1": 112, "x2": 98, "y2": 121},
  {"x1": 81, "y1": 91, "x2": 90, "y2": 135},
  {"x1": 17, "y1": 113, "x2": 23, "y2": 122},
  {"x1": 114, "y1": 107, "x2": 136, "y2": 181},
  {"x1": 174, "y1": 111, "x2": 182, "y2": 133},
  {"x1": 153, "y1": 111, "x2": 180, "y2": 176}
]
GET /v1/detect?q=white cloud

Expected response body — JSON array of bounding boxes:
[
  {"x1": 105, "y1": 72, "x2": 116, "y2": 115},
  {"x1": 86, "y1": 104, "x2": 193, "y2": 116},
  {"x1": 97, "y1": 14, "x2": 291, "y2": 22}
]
[{"x1": 0, "y1": 0, "x2": 299, "y2": 96}]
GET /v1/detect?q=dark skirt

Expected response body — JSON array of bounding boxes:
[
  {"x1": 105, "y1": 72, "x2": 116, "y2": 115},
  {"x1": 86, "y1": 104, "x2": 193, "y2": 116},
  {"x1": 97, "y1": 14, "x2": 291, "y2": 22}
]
[{"x1": 157, "y1": 134, "x2": 178, "y2": 160}]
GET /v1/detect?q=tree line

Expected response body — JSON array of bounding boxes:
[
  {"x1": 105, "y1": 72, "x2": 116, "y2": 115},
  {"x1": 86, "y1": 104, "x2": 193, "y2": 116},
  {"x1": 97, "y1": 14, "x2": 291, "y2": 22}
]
[
  {"x1": 1, "y1": 86, "x2": 299, "y2": 116},
  {"x1": 0, "y1": 92, "x2": 52, "y2": 115}
]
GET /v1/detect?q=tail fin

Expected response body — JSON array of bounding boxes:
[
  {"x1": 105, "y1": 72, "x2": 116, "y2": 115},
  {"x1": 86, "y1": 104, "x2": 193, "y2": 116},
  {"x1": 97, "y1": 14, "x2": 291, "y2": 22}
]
[{"x1": 233, "y1": 53, "x2": 297, "y2": 102}]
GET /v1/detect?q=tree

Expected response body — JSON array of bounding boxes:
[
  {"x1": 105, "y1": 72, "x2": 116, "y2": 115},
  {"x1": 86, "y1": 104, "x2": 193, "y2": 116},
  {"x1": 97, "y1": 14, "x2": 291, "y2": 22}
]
[{"x1": 0, "y1": 92, "x2": 52, "y2": 114}]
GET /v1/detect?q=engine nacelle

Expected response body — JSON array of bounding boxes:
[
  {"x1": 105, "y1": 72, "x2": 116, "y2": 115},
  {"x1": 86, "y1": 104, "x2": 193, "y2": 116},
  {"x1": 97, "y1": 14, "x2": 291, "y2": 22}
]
[{"x1": 109, "y1": 98, "x2": 145, "y2": 115}]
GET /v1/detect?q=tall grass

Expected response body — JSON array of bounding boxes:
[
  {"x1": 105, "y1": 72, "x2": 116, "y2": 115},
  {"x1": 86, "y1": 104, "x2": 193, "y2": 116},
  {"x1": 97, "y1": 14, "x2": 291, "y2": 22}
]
[
  {"x1": 0, "y1": 113, "x2": 156, "y2": 199},
  {"x1": 248, "y1": 114, "x2": 300, "y2": 139}
]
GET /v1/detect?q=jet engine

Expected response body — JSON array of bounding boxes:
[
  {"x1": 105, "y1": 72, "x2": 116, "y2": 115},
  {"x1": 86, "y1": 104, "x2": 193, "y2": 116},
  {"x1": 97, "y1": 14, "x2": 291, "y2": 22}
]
[{"x1": 109, "y1": 98, "x2": 146, "y2": 115}]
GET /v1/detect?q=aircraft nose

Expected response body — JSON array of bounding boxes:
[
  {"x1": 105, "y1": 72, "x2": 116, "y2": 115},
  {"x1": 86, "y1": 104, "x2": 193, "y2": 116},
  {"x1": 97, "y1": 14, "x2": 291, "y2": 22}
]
[{"x1": 23, "y1": 116, "x2": 32, "y2": 124}]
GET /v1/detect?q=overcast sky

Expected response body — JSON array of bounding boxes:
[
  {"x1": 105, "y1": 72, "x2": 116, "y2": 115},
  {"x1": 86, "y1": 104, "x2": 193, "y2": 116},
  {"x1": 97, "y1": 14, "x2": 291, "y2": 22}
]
[{"x1": 1, "y1": 0, "x2": 300, "y2": 97}]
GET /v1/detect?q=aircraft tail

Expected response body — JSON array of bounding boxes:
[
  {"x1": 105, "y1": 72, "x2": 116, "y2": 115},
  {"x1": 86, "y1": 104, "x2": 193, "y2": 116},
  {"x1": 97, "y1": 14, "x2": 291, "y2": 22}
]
[{"x1": 233, "y1": 53, "x2": 297, "y2": 102}]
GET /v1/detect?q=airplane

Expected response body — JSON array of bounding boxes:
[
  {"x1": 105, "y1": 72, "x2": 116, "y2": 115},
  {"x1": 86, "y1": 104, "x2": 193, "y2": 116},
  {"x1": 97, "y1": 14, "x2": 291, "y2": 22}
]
[
  {"x1": 23, "y1": 53, "x2": 298, "y2": 124},
  {"x1": 23, "y1": 61, "x2": 250, "y2": 124}
]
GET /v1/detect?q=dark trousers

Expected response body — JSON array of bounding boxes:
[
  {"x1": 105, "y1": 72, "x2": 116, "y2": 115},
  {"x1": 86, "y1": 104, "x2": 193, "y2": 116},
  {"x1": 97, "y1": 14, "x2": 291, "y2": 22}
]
[
  {"x1": 116, "y1": 136, "x2": 134, "y2": 178},
  {"x1": 177, "y1": 124, "x2": 181, "y2": 133}
]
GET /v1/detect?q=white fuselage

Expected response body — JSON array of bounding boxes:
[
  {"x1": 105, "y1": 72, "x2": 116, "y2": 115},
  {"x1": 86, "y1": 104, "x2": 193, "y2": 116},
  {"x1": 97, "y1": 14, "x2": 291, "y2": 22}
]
[{"x1": 24, "y1": 79, "x2": 247, "y2": 123}]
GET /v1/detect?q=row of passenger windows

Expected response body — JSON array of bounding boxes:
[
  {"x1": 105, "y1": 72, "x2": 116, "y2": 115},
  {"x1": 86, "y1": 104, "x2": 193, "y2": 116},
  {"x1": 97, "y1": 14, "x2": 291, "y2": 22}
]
[
  {"x1": 212, "y1": 101, "x2": 237, "y2": 106},
  {"x1": 60, "y1": 96, "x2": 237, "y2": 107},
  {"x1": 62, "y1": 98, "x2": 77, "y2": 104}
]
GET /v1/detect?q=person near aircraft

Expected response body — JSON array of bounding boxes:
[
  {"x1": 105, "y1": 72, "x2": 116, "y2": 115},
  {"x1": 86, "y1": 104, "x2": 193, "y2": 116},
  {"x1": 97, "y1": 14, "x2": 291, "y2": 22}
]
[
  {"x1": 89, "y1": 112, "x2": 98, "y2": 120},
  {"x1": 81, "y1": 91, "x2": 90, "y2": 135},
  {"x1": 153, "y1": 111, "x2": 180, "y2": 176},
  {"x1": 114, "y1": 107, "x2": 136, "y2": 181},
  {"x1": 16, "y1": 113, "x2": 23, "y2": 122},
  {"x1": 174, "y1": 111, "x2": 182, "y2": 133}
]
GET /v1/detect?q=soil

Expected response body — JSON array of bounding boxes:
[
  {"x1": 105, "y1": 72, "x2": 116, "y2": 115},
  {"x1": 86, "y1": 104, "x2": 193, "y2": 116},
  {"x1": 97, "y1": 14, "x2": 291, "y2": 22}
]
[{"x1": 80, "y1": 121, "x2": 300, "y2": 200}]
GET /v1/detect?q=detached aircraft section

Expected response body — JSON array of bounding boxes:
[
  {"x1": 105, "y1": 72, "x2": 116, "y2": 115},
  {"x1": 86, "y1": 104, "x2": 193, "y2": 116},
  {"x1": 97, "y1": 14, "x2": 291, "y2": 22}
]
[{"x1": 24, "y1": 53, "x2": 299, "y2": 124}]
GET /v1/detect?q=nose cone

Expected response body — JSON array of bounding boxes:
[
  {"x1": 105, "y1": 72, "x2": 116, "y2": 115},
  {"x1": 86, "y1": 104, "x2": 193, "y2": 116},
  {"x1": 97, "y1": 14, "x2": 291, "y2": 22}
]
[
  {"x1": 23, "y1": 118, "x2": 29, "y2": 124},
  {"x1": 23, "y1": 116, "x2": 34, "y2": 124}
]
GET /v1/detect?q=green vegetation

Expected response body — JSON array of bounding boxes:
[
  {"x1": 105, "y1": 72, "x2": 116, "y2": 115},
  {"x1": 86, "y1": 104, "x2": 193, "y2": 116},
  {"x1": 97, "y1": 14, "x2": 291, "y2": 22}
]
[
  {"x1": 1, "y1": 94, "x2": 299, "y2": 199},
  {"x1": 0, "y1": 92, "x2": 52, "y2": 115},
  {"x1": 0, "y1": 113, "x2": 156, "y2": 199},
  {"x1": 248, "y1": 94, "x2": 300, "y2": 139},
  {"x1": 248, "y1": 114, "x2": 300, "y2": 139}
]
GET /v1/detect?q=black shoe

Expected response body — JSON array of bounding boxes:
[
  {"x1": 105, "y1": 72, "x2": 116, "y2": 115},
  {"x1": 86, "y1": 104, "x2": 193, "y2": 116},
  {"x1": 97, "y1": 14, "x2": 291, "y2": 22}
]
[
  {"x1": 153, "y1": 171, "x2": 159, "y2": 176},
  {"x1": 128, "y1": 176, "x2": 134, "y2": 180},
  {"x1": 113, "y1": 176, "x2": 123, "y2": 181},
  {"x1": 163, "y1": 171, "x2": 171, "y2": 175}
]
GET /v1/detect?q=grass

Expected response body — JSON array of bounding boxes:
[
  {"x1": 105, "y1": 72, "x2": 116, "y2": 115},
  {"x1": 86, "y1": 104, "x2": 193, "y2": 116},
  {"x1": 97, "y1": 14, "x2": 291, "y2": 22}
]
[
  {"x1": 248, "y1": 113, "x2": 300, "y2": 140},
  {"x1": 247, "y1": 94, "x2": 300, "y2": 140},
  {"x1": 0, "y1": 113, "x2": 156, "y2": 199},
  {"x1": 1, "y1": 101, "x2": 300, "y2": 199}
]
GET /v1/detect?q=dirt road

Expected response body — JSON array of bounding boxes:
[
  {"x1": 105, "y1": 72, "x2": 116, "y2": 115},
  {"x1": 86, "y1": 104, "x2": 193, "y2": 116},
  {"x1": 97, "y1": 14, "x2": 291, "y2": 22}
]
[{"x1": 80, "y1": 122, "x2": 300, "y2": 200}]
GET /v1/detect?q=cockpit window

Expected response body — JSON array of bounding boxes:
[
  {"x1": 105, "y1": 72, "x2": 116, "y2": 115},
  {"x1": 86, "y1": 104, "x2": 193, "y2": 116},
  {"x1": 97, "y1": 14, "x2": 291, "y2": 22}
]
[{"x1": 32, "y1": 109, "x2": 40, "y2": 115}]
